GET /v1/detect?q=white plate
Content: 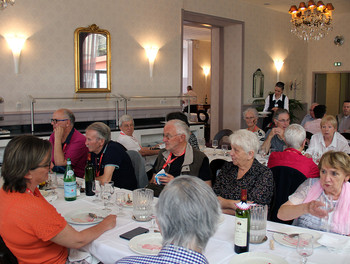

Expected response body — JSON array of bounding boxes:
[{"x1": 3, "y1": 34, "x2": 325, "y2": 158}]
[
  {"x1": 129, "y1": 233, "x2": 163, "y2": 255},
  {"x1": 273, "y1": 232, "x2": 321, "y2": 248},
  {"x1": 65, "y1": 210, "x2": 105, "y2": 225},
  {"x1": 229, "y1": 252, "x2": 288, "y2": 264},
  {"x1": 40, "y1": 190, "x2": 58, "y2": 203}
]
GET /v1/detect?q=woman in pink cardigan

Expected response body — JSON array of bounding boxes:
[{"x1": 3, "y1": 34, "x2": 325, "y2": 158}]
[{"x1": 278, "y1": 151, "x2": 350, "y2": 235}]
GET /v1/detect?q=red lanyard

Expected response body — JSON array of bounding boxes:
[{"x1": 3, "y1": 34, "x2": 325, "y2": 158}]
[
  {"x1": 162, "y1": 149, "x2": 186, "y2": 169},
  {"x1": 96, "y1": 143, "x2": 109, "y2": 177},
  {"x1": 120, "y1": 131, "x2": 142, "y2": 148}
]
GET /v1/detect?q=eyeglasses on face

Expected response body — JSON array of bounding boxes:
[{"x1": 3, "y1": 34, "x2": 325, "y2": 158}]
[
  {"x1": 244, "y1": 116, "x2": 255, "y2": 120},
  {"x1": 30, "y1": 161, "x2": 51, "y2": 170},
  {"x1": 277, "y1": 119, "x2": 290, "y2": 123},
  {"x1": 163, "y1": 133, "x2": 181, "y2": 140},
  {"x1": 51, "y1": 118, "x2": 68, "y2": 124}
]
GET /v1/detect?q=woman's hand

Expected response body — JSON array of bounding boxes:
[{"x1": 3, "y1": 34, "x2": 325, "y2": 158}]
[{"x1": 307, "y1": 200, "x2": 328, "y2": 218}]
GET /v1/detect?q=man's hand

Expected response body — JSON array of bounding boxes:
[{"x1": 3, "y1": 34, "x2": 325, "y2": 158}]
[
  {"x1": 158, "y1": 173, "x2": 175, "y2": 185},
  {"x1": 54, "y1": 126, "x2": 65, "y2": 143}
]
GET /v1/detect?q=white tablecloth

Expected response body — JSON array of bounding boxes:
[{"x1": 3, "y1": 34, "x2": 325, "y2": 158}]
[{"x1": 51, "y1": 188, "x2": 350, "y2": 264}]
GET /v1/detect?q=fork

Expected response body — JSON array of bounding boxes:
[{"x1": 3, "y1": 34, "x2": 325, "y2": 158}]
[
  {"x1": 88, "y1": 213, "x2": 104, "y2": 219},
  {"x1": 267, "y1": 230, "x2": 299, "y2": 238}
]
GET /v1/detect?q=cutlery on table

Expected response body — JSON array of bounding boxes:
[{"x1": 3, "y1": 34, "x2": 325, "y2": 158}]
[{"x1": 267, "y1": 230, "x2": 299, "y2": 238}]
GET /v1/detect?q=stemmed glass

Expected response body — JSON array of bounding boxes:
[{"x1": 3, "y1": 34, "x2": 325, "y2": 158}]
[
  {"x1": 115, "y1": 191, "x2": 126, "y2": 216},
  {"x1": 222, "y1": 144, "x2": 229, "y2": 157},
  {"x1": 92, "y1": 180, "x2": 102, "y2": 203},
  {"x1": 212, "y1": 139, "x2": 218, "y2": 156},
  {"x1": 319, "y1": 193, "x2": 334, "y2": 232},
  {"x1": 297, "y1": 233, "x2": 314, "y2": 264},
  {"x1": 101, "y1": 181, "x2": 114, "y2": 212}
]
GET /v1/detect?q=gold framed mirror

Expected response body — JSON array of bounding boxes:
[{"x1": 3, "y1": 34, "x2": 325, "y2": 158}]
[{"x1": 74, "y1": 24, "x2": 111, "y2": 93}]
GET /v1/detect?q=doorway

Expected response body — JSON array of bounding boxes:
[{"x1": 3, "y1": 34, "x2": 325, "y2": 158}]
[{"x1": 314, "y1": 72, "x2": 350, "y2": 116}]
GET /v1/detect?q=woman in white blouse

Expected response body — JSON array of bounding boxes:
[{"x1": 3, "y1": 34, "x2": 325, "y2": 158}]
[{"x1": 305, "y1": 115, "x2": 350, "y2": 159}]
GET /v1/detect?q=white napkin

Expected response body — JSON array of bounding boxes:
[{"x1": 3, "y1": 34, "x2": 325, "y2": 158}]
[
  {"x1": 68, "y1": 249, "x2": 99, "y2": 264},
  {"x1": 317, "y1": 234, "x2": 350, "y2": 253}
]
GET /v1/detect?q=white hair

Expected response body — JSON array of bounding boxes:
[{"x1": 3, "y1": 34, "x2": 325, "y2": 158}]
[
  {"x1": 229, "y1": 129, "x2": 259, "y2": 157},
  {"x1": 166, "y1": 119, "x2": 190, "y2": 142},
  {"x1": 284, "y1": 124, "x2": 305, "y2": 149},
  {"x1": 119, "y1": 114, "x2": 134, "y2": 127}
]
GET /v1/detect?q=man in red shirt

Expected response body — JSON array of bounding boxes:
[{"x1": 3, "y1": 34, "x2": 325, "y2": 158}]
[{"x1": 268, "y1": 124, "x2": 319, "y2": 178}]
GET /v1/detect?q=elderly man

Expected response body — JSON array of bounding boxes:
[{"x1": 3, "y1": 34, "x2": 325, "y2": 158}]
[
  {"x1": 261, "y1": 109, "x2": 290, "y2": 153},
  {"x1": 85, "y1": 122, "x2": 137, "y2": 190},
  {"x1": 148, "y1": 119, "x2": 211, "y2": 196},
  {"x1": 337, "y1": 100, "x2": 350, "y2": 133},
  {"x1": 49, "y1": 108, "x2": 88, "y2": 178},
  {"x1": 304, "y1": 104, "x2": 326, "y2": 135},
  {"x1": 301, "y1": 102, "x2": 319, "y2": 127},
  {"x1": 117, "y1": 114, "x2": 159, "y2": 157},
  {"x1": 116, "y1": 176, "x2": 221, "y2": 264},
  {"x1": 268, "y1": 124, "x2": 319, "y2": 178}
]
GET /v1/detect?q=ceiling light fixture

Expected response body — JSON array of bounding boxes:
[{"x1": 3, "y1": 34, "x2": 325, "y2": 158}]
[
  {"x1": 0, "y1": 0, "x2": 15, "y2": 10},
  {"x1": 289, "y1": 1, "x2": 334, "y2": 41}
]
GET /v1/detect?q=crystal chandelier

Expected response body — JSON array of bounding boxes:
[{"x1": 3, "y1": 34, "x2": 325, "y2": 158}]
[
  {"x1": 289, "y1": 1, "x2": 334, "y2": 41},
  {"x1": 0, "y1": 0, "x2": 15, "y2": 10}
]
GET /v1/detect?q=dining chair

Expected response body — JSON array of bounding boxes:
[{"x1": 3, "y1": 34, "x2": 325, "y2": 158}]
[
  {"x1": 213, "y1": 129, "x2": 233, "y2": 148},
  {"x1": 209, "y1": 159, "x2": 226, "y2": 186},
  {"x1": 269, "y1": 166, "x2": 307, "y2": 225},
  {"x1": 0, "y1": 235, "x2": 18, "y2": 264},
  {"x1": 126, "y1": 150, "x2": 148, "y2": 188}
]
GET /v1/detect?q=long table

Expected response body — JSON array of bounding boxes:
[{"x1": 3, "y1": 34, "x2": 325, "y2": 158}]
[{"x1": 51, "y1": 188, "x2": 350, "y2": 264}]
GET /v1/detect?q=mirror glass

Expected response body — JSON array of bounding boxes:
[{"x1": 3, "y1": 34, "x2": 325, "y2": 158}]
[
  {"x1": 253, "y1": 68, "x2": 264, "y2": 98},
  {"x1": 75, "y1": 24, "x2": 111, "y2": 93}
]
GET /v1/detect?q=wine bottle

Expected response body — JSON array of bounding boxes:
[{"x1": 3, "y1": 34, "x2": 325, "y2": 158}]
[
  {"x1": 234, "y1": 189, "x2": 250, "y2": 253},
  {"x1": 85, "y1": 153, "x2": 95, "y2": 196},
  {"x1": 64, "y1": 158, "x2": 77, "y2": 201}
]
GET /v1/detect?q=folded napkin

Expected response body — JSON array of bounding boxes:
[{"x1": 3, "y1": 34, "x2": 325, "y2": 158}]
[
  {"x1": 69, "y1": 249, "x2": 100, "y2": 264},
  {"x1": 317, "y1": 234, "x2": 350, "y2": 253}
]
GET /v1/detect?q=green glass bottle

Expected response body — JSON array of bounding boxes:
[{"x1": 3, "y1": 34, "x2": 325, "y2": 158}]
[
  {"x1": 85, "y1": 153, "x2": 95, "y2": 196},
  {"x1": 234, "y1": 189, "x2": 250, "y2": 254},
  {"x1": 64, "y1": 158, "x2": 77, "y2": 201}
]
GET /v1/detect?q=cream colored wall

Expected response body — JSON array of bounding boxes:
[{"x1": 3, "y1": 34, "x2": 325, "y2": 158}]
[
  {"x1": 192, "y1": 40, "x2": 211, "y2": 104},
  {"x1": 1, "y1": 0, "x2": 346, "y2": 124}
]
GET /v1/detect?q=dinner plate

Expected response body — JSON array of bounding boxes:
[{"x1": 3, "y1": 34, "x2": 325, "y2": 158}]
[
  {"x1": 228, "y1": 252, "x2": 288, "y2": 264},
  {"x1": 40, "y1": 189, "x2": 58, "y2": 203},
  {"x1": 65, "y1": 210, "x2": 105, "y2": 225},
  {"x1": 129, "y1": 233, "x2": 163, "y2": 255},
  {"x1": 273, "y1": 231, "x2": 321, "y2": 248}
]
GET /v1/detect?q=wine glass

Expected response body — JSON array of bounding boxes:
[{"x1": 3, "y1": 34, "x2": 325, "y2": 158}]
[
  {"x1": 92, "y1": 180, "x2": 102, "y2": 203},
  {"x1": 101, "y1": 181, "x2": 114, "y2": 212},
  {"x1": 312, "y1": 152, "x2": 322, "y2": 164},
  {"x1": 296, "y1": 233, "x2": 314, "y2": 264},
  {"x1": 212, "y1": 139, "x2": 218, "y2": 156},
  {"x1": 222, "y1": 144, "x2": 229, "y2": 157},
  {"x1": 115, "y1": 191, "x2": 126, "y2": 216},
  {"x1": 319, "y1": 193, "x2": 334, "y2": 232}
]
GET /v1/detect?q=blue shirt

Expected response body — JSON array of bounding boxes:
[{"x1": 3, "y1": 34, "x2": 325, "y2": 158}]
[{"x1": 115, "y1": 245, "x2": 209, "y2": 264}]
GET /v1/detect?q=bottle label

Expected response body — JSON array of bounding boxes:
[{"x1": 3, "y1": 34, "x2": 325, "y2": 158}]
[
  {"x1": 66, "y1": 170, "x2": 74, "y2": 177},
  {"x1": 64, "y1": 181, "x2": 77, "y2": 198},
  {"x1": 235, "y1": 218, "x2": 248, "y2": 247}
]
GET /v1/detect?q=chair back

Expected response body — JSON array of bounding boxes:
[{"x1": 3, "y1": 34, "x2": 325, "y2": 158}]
[
  {"x1": 126, "y1": 150, "x2": 148, "y2": 188},
  {"x1": 209, "y1": 159, "x2": 226, "y2": 186},
  {"x1": 213, "y1": 129, "x2": 233, "y2": 148},
  {"x1": 0, "y1": 236, "x2": 18, "y2": 264},
  {"x1": 269, "y1": 166, "x2": 307, "y2": 225}
]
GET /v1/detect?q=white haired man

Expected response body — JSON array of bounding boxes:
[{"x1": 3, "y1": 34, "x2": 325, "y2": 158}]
[{"x1": 116, "y1": 176, "x2": 220, "y2": 264}]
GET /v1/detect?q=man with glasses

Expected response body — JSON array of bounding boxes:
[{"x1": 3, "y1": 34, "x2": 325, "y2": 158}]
[
  {"x1": 147, "y1": 119, "x2": 211, "y2": 196},
  {"x1": 337, "y1": 100, "x2": 350, "y2": 133},
  {"x1": 49, "y1": 108, "x2": 88, "y2": 178},
  {"x1": 261, "y1": 109, "x2": 290, "y2": 153}
]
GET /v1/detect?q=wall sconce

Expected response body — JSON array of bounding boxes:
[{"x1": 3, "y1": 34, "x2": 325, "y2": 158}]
[
  {"x1": 203, "y1": 66, "x2": 210, "y2": 82},
  {"x1": 5, "y1": 35, "x2": 27, "y2": 74},
  {"x1": 274, "y1": 59, "x2": 284, "y2": 81},
  {"x1": 145, "y1": 46, "x2": 159, "y2": 79}
]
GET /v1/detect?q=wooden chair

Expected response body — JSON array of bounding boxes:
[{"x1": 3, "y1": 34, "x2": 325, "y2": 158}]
[{"x1": 213, "y1": 129, "x2": 233, "y2": 148}]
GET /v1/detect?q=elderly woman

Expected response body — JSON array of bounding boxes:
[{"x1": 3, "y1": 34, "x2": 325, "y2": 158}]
[
  {"x1": 305, "y1": 115, "x2": 350, "y2": 158},
  {"x1": 261, "y1": 108, "x2": 290, "y2": 153},
  {"x1": 0, "y1": 135, "x2": 116, "y2": 263},
  {"x1": 278, "y1": 151, "x2": 350, "y2": 235},
  {"x1": 212, "y1": 129, "x2": 274, "y2": 215},
  {"x1": 243, "y1": 107, "x2": 265, "y2": 144}
]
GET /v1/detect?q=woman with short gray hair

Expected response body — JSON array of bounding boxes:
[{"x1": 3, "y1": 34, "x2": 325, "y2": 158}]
[
  {"x1": 243, "y1": 107, "x2": 265, "y2": 144},
  {"x1": 213, "y1": 129, "x2": 273, "y2": 215}
]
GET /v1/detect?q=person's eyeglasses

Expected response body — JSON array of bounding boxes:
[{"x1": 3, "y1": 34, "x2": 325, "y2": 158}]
[
  {"x1": 277, "y1": 119, "x2": 290, "y2": 123},
  {"x1": 30, "y1": 161, "x2": 51, "y2": 170},
  {"x1": 163, "y1": 133, "x2": 181, "y2": 140},
  {"x1": 51, "y1": 118, "x2": 68, "y2": 124},
  {"x1": 244, "y1": 117, "x2": 255, "y2": 120}
]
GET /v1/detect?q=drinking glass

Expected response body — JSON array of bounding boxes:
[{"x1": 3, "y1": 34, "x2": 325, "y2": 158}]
[
  {"x1": 133, "y1": 188, "x2": 154, "y2": 221},
  {"x1": 92, "y1": 180, "x2": 102, "y2": 203},
  {"x1": 319, "y1": 193, "x2": 334, "y2": 232},
  {"x1": 212, "y1": 139, "x2": 218, "y2": 156},
  {"x1": 116, "y1": 191, "x2": 126, "y2": 216},
  {"x1": 222, "y1": 144, "x2": 229, "y2": 157},
  {"x1": 198, "y1": 138, "x2": 206, "y2": 151},
  {"x1": 46, "y1": 172, "x2": 58, "y2": 192},
  {"x1": 101, "y1": 181, "x2": 114, "y2": 212},
  {"x1": 249, "y1": 204, "x2": 268, "y2": 243},
  {"x1": 297, "y1": 233, "x2": 314, "y2": 264},
  {"x1": 312, "y1": 152, "x2": 322, "y2": 164}
]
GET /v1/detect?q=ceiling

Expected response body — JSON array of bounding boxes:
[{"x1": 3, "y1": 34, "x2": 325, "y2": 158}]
[{"x1": 243, "y1": 0, "x2": 350, "y2": 14}]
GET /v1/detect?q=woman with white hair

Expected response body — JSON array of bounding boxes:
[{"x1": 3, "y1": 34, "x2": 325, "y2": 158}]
[
  {"x1": 213, "y1": 129, "x2": 274, "y2": 215},
  {"x1": 243, "y1": 107, "x2": 265, "y2": 144}
]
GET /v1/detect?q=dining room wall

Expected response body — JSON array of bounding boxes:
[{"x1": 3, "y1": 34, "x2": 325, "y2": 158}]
[{"x1": 0, "y1": 0, "x2": 344, "y2": 127}]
